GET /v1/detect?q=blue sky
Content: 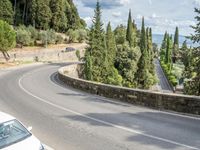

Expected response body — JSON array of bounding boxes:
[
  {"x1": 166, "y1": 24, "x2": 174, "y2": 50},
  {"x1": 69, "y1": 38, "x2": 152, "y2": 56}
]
[{"x1": 74, "y1": 0, "x2": 200, "y2": 36}]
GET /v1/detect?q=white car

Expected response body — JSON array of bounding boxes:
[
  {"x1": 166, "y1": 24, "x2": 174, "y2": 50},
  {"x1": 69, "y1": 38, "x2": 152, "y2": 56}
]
[{"x1": 0, "y1": 112, "x2": 44, "y2": 150}]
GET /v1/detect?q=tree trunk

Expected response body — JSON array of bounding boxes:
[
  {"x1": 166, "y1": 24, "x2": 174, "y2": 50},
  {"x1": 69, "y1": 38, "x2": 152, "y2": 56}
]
[
  {"x1": 14, "y1": 0, "x2": 17, "y2": 26},
  {"x1": 2, "y1": 52, "x2": 10, "y2": 61}
]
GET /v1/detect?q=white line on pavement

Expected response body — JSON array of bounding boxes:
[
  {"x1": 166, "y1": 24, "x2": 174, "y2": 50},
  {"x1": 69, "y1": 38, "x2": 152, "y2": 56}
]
[{"x1": 18, "y1": 72, "x2": 200, "y2": 150}]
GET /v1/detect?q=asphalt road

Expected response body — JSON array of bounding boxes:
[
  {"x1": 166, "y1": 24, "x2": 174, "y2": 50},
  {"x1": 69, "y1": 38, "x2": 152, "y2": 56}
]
[
  {"x1": 155, "y1": 59, "x2": 174, "y2": 93},
  {"x1": 0, "y1": 63, "x2": 200, "y2": 150}
]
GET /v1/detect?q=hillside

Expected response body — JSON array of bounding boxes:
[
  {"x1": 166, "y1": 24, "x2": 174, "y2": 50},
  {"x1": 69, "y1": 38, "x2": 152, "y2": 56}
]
[{"x1": 0, "y1": 0, "x2": 86, "y2": 32}]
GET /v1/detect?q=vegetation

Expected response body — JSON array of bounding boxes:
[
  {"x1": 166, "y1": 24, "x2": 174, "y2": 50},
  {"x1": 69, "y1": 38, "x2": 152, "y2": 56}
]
[
  {"x1": 84, "y1": 1, "x2": 157, "y2": 89},
  {"x1": 0, "y1": 20, "x2": 16, "y2": 61},
  {"x1": 184, "y1": 8, "x2": 200, "y2": 96}
]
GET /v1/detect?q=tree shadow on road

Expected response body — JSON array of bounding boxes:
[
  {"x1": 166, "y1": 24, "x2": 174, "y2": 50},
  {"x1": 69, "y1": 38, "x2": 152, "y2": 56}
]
[{"x1": 61, "y1": 111, "x2": 200, "y2": 150}]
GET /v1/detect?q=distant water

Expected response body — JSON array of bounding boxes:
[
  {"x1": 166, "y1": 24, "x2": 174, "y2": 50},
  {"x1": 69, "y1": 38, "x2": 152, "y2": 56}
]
[{"x1": 153, "y1": 34, "x2": 196, "y2": 48}]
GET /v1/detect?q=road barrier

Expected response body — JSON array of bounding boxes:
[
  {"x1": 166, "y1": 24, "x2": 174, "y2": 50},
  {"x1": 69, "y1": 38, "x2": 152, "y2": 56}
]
[{"x1": 58, "y1": 64, "x2": 200, "y2": 115}]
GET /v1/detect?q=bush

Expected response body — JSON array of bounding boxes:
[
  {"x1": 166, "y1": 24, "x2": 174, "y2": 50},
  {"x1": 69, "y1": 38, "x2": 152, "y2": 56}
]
[
  {"x1": 67, "y1": 29, "x2": 78, "y2": 43},
  {"x1": 16, "y1": 27, "x2": 32, "y2": 47},
  {"x1": 76, "y1": 50, "x2": 81, "y2": 61},
  {"x1": 56, "y1": 35, "x2": 64, "y2": 44},
  {"x1": 77, "y1": 29, "x2": 87, "y2": 43},
  {"x1": 27, "y1": 26, "x2": 38, "y2": 42}
]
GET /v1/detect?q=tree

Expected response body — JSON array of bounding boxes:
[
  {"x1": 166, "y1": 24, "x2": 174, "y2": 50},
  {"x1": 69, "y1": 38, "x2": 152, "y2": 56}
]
[
  {"x1": 0, "y1": 0, "x2": 14, "y2": 24},
  {"x1": 37, "y1": 0, "x2": 52, "y2": 30},
  {"x1": 186, "y1": 7, "x2": 200, "y2": 95},
  {"x1": 106, "y1": 22, "x2": 117, "y2": 64},
  {"x1": 136, "y1": 17, "x2": 154, "y2": 89},
  {"x1": 50, "y1": 0, "x2": 68, "y2": 32},
  {"x1": 84, "y1": 1, "x2": 105, "y2": 82},
  {"x1": 160, "y1": 31, "x2": 168, "y2": 61},
  {"x1": 0, "y1": 20, "x2": 16, "y2": 61},
  {"x1": 126, "y1": 10, "x2": 137, "y2": 47},
  {"x1": 173, "y1": 26, "x2": 179, "y2": 63},
  {"x1": 165, "y1": 35, "x2": 173, "y2": 71},
  {"x1": 114, "y1": 24, "x2": 126, "y2": 45}
]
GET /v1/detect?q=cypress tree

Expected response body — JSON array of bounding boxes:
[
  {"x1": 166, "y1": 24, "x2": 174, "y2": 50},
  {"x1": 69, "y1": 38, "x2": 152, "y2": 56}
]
[
  {"x1": 106, "y1": 22, "x2": 117, "y2": 64},
  {"x1": 165, "y1": 35, "x2": 173, "y2": 71},
  {"x1": 126, "y1": 9, "x2": 137, "y2": 47},
  {"x1": 0, "y1": 0, "x2": 14, "y2": 24},
  {"x1": 173, "y1": 26, "x2": 179, "y2": 63},
  {"x1": 84, "y1": 1, "x2": 105, "y2": 82},
  {"x1": 137, "y1": 17, "x2": 151, "y2": 88}
]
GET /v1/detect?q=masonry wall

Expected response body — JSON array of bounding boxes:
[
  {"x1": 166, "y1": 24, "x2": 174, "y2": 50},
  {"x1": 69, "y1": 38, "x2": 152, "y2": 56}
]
[{"x1": 58, "y1": 64, "x2": 200, "y2": 115}]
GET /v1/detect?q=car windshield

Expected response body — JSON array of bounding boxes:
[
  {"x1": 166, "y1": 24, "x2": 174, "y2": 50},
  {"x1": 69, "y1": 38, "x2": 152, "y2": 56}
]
[{"x1": 0, "y1": 119, "x2": 31, "y2": 149}]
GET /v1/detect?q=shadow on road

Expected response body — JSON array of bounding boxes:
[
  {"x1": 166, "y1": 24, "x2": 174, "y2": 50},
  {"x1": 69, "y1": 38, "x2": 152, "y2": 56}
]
[{"x1": 61, "y1": 111, "x2": 200, "y2": 150}]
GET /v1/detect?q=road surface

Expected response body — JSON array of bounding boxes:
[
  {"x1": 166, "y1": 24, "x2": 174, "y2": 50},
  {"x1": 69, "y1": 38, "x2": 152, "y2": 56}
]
[
  {"x1": 155, "y1": 59, "x2": 174, "y2": 93},
  {"x1": 0, "y1": 63, "x2": 199, "y2": 150}
]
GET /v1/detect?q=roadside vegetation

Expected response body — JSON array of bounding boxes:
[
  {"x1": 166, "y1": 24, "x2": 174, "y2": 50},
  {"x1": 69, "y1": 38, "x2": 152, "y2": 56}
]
[
  {"x1": 160, "y1": 8, "x2": 200, "y2": 96},
  {"x1": 0, "y1": 0, "x2": 88, "y2": 60},
  {"x1": 84, "y1": 2, "x2": 157, "y2": 89}
]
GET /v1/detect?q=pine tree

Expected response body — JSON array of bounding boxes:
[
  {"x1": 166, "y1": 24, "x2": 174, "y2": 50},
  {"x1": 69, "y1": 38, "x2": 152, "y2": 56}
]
[
  {"x1": 173, "y1": 26, "x2": 179, "y2": 63},
  {"x1": 0, "y1": 0, "x2": 14, "y2": 24}
]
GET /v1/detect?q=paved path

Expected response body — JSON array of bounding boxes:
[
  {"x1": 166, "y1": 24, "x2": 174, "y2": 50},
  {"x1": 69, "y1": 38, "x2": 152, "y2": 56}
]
[
  {"x1": 155, "y1": 59, "x2": 174, "y2": 93},
  {"x1": 0, "y1": 63, "x2": 199, "y2": 150}
]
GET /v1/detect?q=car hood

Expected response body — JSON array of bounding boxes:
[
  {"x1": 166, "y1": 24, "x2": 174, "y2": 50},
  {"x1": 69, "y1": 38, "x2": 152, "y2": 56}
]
[{"x1": 2, "y1": 135, "x2": 41, "y2": 150}]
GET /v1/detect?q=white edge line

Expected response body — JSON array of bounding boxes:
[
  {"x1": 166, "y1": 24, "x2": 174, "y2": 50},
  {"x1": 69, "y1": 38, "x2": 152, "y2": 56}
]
[
  {"x1": 43, "y1": 144, "x2": 54, "y2": 150},
  {"x1": 18, "y1": 72, "x2": 200, "y2": 150}
]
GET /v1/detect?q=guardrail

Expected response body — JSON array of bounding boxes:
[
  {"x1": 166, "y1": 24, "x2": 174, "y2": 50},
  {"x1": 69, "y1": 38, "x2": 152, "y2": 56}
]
[{"x1": 58, "y1": 64, "x2": 200, "y2": 115}]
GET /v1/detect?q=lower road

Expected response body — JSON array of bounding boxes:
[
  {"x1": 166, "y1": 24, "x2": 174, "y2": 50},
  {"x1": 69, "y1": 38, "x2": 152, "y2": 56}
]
[
  {"x1": 155, "y1": 59, "x2": 174, "y2": 93},
  {"x1": 0, "y1": 63, "x2": 199, "y2": 150}
]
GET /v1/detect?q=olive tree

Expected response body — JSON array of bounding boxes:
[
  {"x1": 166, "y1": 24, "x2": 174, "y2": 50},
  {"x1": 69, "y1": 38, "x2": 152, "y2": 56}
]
[{"x1": 0, "y1": 20, "x2": 16, "y2": 61}]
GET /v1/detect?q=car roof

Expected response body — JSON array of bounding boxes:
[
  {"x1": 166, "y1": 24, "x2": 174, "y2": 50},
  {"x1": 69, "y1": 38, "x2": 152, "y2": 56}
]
[{"x1": 0, "y1": 112, "x2": 15, "y2": 124}]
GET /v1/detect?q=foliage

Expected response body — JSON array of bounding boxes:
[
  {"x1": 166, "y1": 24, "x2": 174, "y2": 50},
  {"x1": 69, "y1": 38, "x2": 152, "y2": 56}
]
[
  {"x1": 76, "y1": 50, "x2": 81, "y2": 61},
  {"x1": 0, "y1": 20, "x2": 16, "y2": 60},
  {"x1": 0, "y1": 0, "x2": 13, "y2": 24},
  {"x1": 173, "y1": 27, "x2": 179, "y2": 63},
  {"x1": 16, "y1": 26, "x2": 32, "y2": 47},
  {"x1": 114, "y1": 25, "x2": 126, "y2": 45}
]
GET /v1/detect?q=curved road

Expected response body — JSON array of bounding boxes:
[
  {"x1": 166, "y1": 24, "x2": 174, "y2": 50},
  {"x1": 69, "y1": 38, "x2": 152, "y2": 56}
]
[{"x1": 0, "y1": 63, "x2": 200, "y2": 150}]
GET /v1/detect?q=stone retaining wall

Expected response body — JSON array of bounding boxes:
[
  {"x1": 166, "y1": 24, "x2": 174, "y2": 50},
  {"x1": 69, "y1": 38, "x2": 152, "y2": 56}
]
[{"x1": 58, "y1": 64, "x2": 200, "y2": 115}]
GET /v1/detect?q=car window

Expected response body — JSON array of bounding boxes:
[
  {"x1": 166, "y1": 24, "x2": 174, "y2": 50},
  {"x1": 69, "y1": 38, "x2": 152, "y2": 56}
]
[{"x1": 0, "y1": 119, "x2": 31, "y2": 149}]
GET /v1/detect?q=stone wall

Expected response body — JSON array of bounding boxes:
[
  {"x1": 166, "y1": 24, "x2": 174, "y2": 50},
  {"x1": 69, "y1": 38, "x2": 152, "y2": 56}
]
[{"x1": 58, "y1": 64, "x2": 200, "y2": 115}]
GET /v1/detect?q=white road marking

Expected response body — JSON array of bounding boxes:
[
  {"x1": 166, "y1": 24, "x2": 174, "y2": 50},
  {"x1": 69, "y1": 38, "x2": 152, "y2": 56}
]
[{"x1": 18, "y1": 72, "x2": 200, "y2": 150}]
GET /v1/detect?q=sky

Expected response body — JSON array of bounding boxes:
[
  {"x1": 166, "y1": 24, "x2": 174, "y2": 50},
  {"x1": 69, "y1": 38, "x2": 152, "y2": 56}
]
[{"x1": 73, "y1": 0, "x2": 200, "y2": 36}]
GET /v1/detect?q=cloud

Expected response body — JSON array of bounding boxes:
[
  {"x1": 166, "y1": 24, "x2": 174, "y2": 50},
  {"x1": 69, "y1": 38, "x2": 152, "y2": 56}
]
[
  {"x1": 77, "y1": 0, "x2": 130, "y2": 9},
  {"x1": 193, "y1": 0, "x2": 200, "y2": 5},
  {"x1": 148, "y1": 0, "x2": 152, "y2": 5},
  {"x1": 112, "y1": 12, "x2": 122, "y2": 18},
  {"x1": 83, "y1": 17, "x2": 92, "y2": 26}
]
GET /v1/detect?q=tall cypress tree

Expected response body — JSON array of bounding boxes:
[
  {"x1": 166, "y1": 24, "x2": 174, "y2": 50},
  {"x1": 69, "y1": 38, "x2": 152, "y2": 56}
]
[
  {"x1": 173, "y1": 26, "x2": 179, "y2": 63},
  {"x1": 84, "y1": 1, "x2": 105, "y2": 82},
  {"x1": 137, "y1": 17, "x2": 151, "y2": 88},
  {"x1": 126, "y1": 9, "x2": 137, "y2": 47},
  {"x1": 0, "y1": 0, "x2": 14, "y2": 24},
  {"x1": 165, "y1": 35, "x2": 173, "y2": 71},
  {"x1": 106, "y1": 22, "x2": 117, "y2": 64}
]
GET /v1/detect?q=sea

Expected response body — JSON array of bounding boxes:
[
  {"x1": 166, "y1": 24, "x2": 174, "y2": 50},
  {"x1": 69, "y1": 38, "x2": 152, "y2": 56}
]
[{"x1": 152, "y1": 34, "x2": 197, "y2": 48}]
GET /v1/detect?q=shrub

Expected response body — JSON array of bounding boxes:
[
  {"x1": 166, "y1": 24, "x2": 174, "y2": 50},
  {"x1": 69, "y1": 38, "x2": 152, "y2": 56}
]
[
  {"x1": 56, "y1": 34, "x2": 64, "y2": 44},
  {"x1": 16, "y1": 27, "x2": 32, "y2": 47},
  {"x1": 77, "y1": 29, "x2": 87, "y2": 43},
  {"x1": 76, "y1": 50, "x2": 81, "y2": 61},
  {"x1": 67, "y1": 29, "x2": 78, "y2": 43},
  {"x1": 27, "y1": 25, "x2": 38, "y2": 42}
]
